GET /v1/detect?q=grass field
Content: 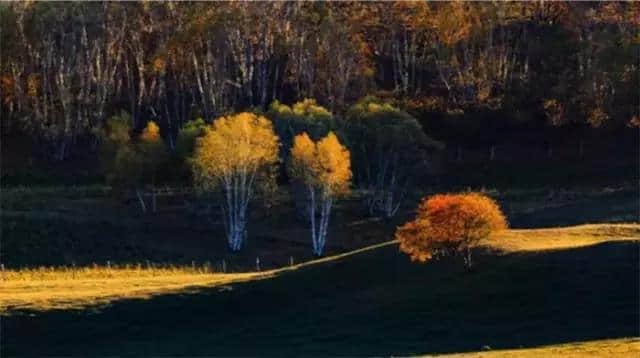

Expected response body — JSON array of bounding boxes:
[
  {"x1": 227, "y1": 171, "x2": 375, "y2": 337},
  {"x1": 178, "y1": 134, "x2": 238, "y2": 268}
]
[
  {"x1": 0, "y1": 267, "x2": 265, "y2": 312},
  {"x1": 2, "y1": 224, "x2": 637, "y2": 313},
  {"x1": 2, "y1": 224, "x2": 638, "y2": 356},
  {"x1": 485, "y1": 223, "x2": 640, "y2": 252},
  {"x1": 440, "y1": 338, "x2": 639, "y2": 357}
]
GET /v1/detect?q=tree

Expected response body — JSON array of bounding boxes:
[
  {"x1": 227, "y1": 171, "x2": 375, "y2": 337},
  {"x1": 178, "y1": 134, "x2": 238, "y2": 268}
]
[
  {"x1": 267, "y1": 99, "x2": 340, "y2": 219},
  {"x1": 176, "y1": 118, "x2": 208, "y2": 157},
  {"x1": 289, "y1": 132, "x2": 351, "y2": 256},
  {"x1": 267, "y1": 99, "x2": 337, "y2": 156},
  {"x1": 98, "y1": 115, "x2": 168, "y2": 214},
  {"x1": 138, "y1": 121, "x2": 168, "y2": 213},
  {"x1": 395, "y1": 192, "x2": 507, "y2": 271},
  {"x1": 98, "y1": 112, "x2": 143, "y2": 212},
  {"x1": 345, "y1": 97, "x2": 442, "y2": 217},
  {"x1": 191, "y1": 112, "x2": 280, "y2": 251}
]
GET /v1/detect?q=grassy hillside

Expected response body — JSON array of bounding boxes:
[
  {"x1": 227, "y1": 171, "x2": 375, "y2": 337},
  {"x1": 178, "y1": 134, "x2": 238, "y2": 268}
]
[
  {"x1": 1, "y1": 267, "x2": 264, "y2": 312},
  {"x1": 2, "y1": 225, "x2": 638, "y2": 356},
  {"x1": 2, "y1": 185, "x2": 636, "y2": 270},
  {"x1": 2, "y1": 224, "x2": 637, "y2": 313}
]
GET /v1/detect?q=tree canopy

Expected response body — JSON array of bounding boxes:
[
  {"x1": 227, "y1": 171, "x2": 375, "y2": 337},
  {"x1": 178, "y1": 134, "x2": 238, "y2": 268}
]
[
  {"x1": 396, "y1": 192, "x2": 507, "y2": 270},
  {"x1": 2, "y1": 1, "x2": 637, "y2": 161},
  {"x1": 345, "y1": 97, "x2": 442, "y2": 217}
]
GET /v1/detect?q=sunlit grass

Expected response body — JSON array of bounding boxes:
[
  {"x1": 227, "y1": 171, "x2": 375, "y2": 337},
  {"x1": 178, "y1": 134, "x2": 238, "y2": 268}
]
[
  {"x1": 485, "y1": 223, "x2": 639, "y2": 252},
  {"x1": 2, "y1": 223, "x2": 637, "y2": 313},
  {"x1": 1, "y1": 265, "x2": 268, "y2": 312},
  {"x1": 438, "y1": 337, "x2": 640, "y2": 357}
]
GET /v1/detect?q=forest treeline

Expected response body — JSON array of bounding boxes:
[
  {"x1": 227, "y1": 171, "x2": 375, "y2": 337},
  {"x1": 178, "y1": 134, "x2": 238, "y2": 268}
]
[{"x1": 1, "y1": 1, "x2": 638, "y2": 162}]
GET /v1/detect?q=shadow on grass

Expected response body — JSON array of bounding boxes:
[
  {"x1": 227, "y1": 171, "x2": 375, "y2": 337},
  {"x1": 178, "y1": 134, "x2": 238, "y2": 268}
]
[
  {"x1": 2, "y1": 241, "x2": 638, "y2": 356},
  {"x1": 508, "y1": 189, "x2": 637, "y2": 228}
]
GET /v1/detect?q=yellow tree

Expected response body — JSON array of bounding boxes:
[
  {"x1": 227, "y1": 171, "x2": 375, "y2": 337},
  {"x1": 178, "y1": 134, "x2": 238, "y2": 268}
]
[
  {"x1": 395, "y1": 192, "x2": 507, "y2": 271},
  {"x1": 289, "y1": 132, "x2": 351, "y2": 256},
  {"x1": 191, "y1": 112, "x2": 279, "y2": 251}
]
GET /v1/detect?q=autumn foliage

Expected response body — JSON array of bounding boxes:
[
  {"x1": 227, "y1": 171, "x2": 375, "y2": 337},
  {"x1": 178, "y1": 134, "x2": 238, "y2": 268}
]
[
  {"x1": 191, "y1": 113, "x2": 280, "y2": 192},
  {"x1": 395, "y1": 192, "x2": 507, "y2": 270},
  {"x1": 191, "y1": 112, "x2": 280, "y2": 251},
  {"x1": 289, "y1": 131, "x2": 352, "y2": 256}
]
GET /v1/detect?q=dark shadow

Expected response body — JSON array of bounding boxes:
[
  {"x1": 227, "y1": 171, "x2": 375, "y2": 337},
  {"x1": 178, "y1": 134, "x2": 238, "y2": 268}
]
[
  {"x1": 2, "y1": 241, "x2": 638, "y2": 356},
  {"x1": 508, "y1": 189, "x2": 637, "y2": 228}
]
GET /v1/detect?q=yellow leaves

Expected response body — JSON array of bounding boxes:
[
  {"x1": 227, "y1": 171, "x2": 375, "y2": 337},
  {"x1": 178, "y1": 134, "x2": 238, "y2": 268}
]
[
  {"x1": 192, "y1": 112, "x2": 280, "y2": 189},
  {"x1": 290, "y1": 132, "x2": 316, "y2": 183},
  {"x1": 293, "y1": 99, "x2": 332, "y2": 118},
  {"x1": 316, "y1": 132, "x2": 352, "y2": 196},
  {"x1": 27, "y1": 73, "x2": 40, "y2": 98},
  {"x1": 587, "y1": 108, "x2": 609, "y2": 128},
  {"x1": 272, "y1": 99, "x2": 333, "y2": 120},
  {"x1": 290, "y1": 131, "x2": 352, "y2": 197},
  {"x1": 543, "y1": 99, "x2": 564, "y2": 126},
  {"x1": 140, "y1": 121, "x2": 161, "y2": 144},
  {"x1": 396, "y1": 192, "x2": 508, "y2": 263}
]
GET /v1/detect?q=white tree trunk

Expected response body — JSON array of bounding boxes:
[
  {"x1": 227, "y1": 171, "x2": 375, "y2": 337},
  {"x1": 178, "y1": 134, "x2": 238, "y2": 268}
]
[
  {"x1": 135, "y1": 188, "x2": 147, "y2": 214},
  {"x1": 222, "y1": 171, "x2": 253, "y2": 252},
  {"x1": 309, "y1": 188, "x2": 318, "y2": 255},
  {"x1": 317, "y1": 196, "x2": 333, "y2": 256},
  {"x1": 307, "y1": 188, "x2": 333, "y2": 257}
]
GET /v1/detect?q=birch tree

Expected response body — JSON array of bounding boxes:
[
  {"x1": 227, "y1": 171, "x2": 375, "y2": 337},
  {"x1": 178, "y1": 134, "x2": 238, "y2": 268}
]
[
  {"x1": 289, "y1": 132, "x2": 351, "y2": 256},
  {"x1": 346, "y1": 98, "x2": 442, "y2": 218},
  {"x1": 191, "y1": 113, "x2": 280, "y2": 251}
]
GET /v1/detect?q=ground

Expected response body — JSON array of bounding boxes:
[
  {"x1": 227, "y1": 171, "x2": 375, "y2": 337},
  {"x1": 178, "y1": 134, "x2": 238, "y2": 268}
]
[
  {"x1": 439, "y1": 338, "x2": 639, "y2": 357},
  {"x1": 1, "y1": 185, "x2": 638, "y2": 356}
]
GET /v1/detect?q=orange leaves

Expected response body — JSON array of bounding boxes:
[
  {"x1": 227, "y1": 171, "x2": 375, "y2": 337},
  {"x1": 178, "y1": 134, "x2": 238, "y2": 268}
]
[
  {"x1": 140, "y1": 121, "x2": 161, "y2": 143},
  {"x1": 289, "y1": 131, "x2": 352, "y2": 197},
  {"x1": 138, "y1": 121, "x2": 166, "y2": 164},
  {"x1": 396, "y1": 218, "x2": 434, "y2": 263},
  {"x1": 396, "y1": 192, "x2": 507, "y2": 263},
  {"x1": 1, "y1": 74, "x2": 14, "y2": 104},
  {"x1": 152, "y1": 58, "x2": 166, "y2": 74},
  {"x1": 27, "y1": 74, "x2": 40, "y2": 98}
]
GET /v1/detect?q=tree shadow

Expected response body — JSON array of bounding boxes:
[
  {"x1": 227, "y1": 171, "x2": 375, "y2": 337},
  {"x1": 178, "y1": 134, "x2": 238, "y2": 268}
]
[{"x1": 2, "y1": 241, "x2": 638, "y2": 356}]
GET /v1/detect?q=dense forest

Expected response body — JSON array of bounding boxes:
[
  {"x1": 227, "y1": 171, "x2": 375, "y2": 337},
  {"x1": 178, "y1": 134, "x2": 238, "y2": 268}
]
[{"x1": 1, "y1": 1, "x2": 637, "y2": 171}]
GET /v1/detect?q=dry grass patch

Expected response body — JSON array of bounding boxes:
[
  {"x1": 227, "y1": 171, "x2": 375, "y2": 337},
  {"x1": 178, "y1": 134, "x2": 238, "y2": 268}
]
[
  {"x1": 0, "y1": 266, "x2": 268, "y2": 312},
  {"x1": 437, "y1": 338, "x2": 640, "y2": 357},
  {"x1": 485, "y1": 223, "x2": 639, "y2": 252}
]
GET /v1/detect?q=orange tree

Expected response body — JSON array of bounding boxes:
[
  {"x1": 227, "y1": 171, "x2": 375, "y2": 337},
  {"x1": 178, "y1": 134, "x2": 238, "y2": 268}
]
[{"x1": 395, "y1": 192, "x2": 507, "y2": 271}]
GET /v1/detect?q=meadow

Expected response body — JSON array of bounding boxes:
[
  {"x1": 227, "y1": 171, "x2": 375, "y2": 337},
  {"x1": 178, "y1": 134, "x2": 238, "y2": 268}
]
[
  {"x1": 2, "y1": 226, "x2": 638, "y2": 356},
  {"x1": 1, "y1": 127, "x2": 637, "y2": 356},
  {"x1": 1, "y1": 183, "x2": 638, "y2": 356},
  {"x1": 2, "y1": 1, "x2": 638, "y2": 355}
]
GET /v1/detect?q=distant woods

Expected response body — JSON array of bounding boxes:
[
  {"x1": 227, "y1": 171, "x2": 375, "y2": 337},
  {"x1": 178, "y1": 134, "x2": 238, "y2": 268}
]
[{"x1": 1, "y1": 1, "x2": 638, "y2": 162}]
